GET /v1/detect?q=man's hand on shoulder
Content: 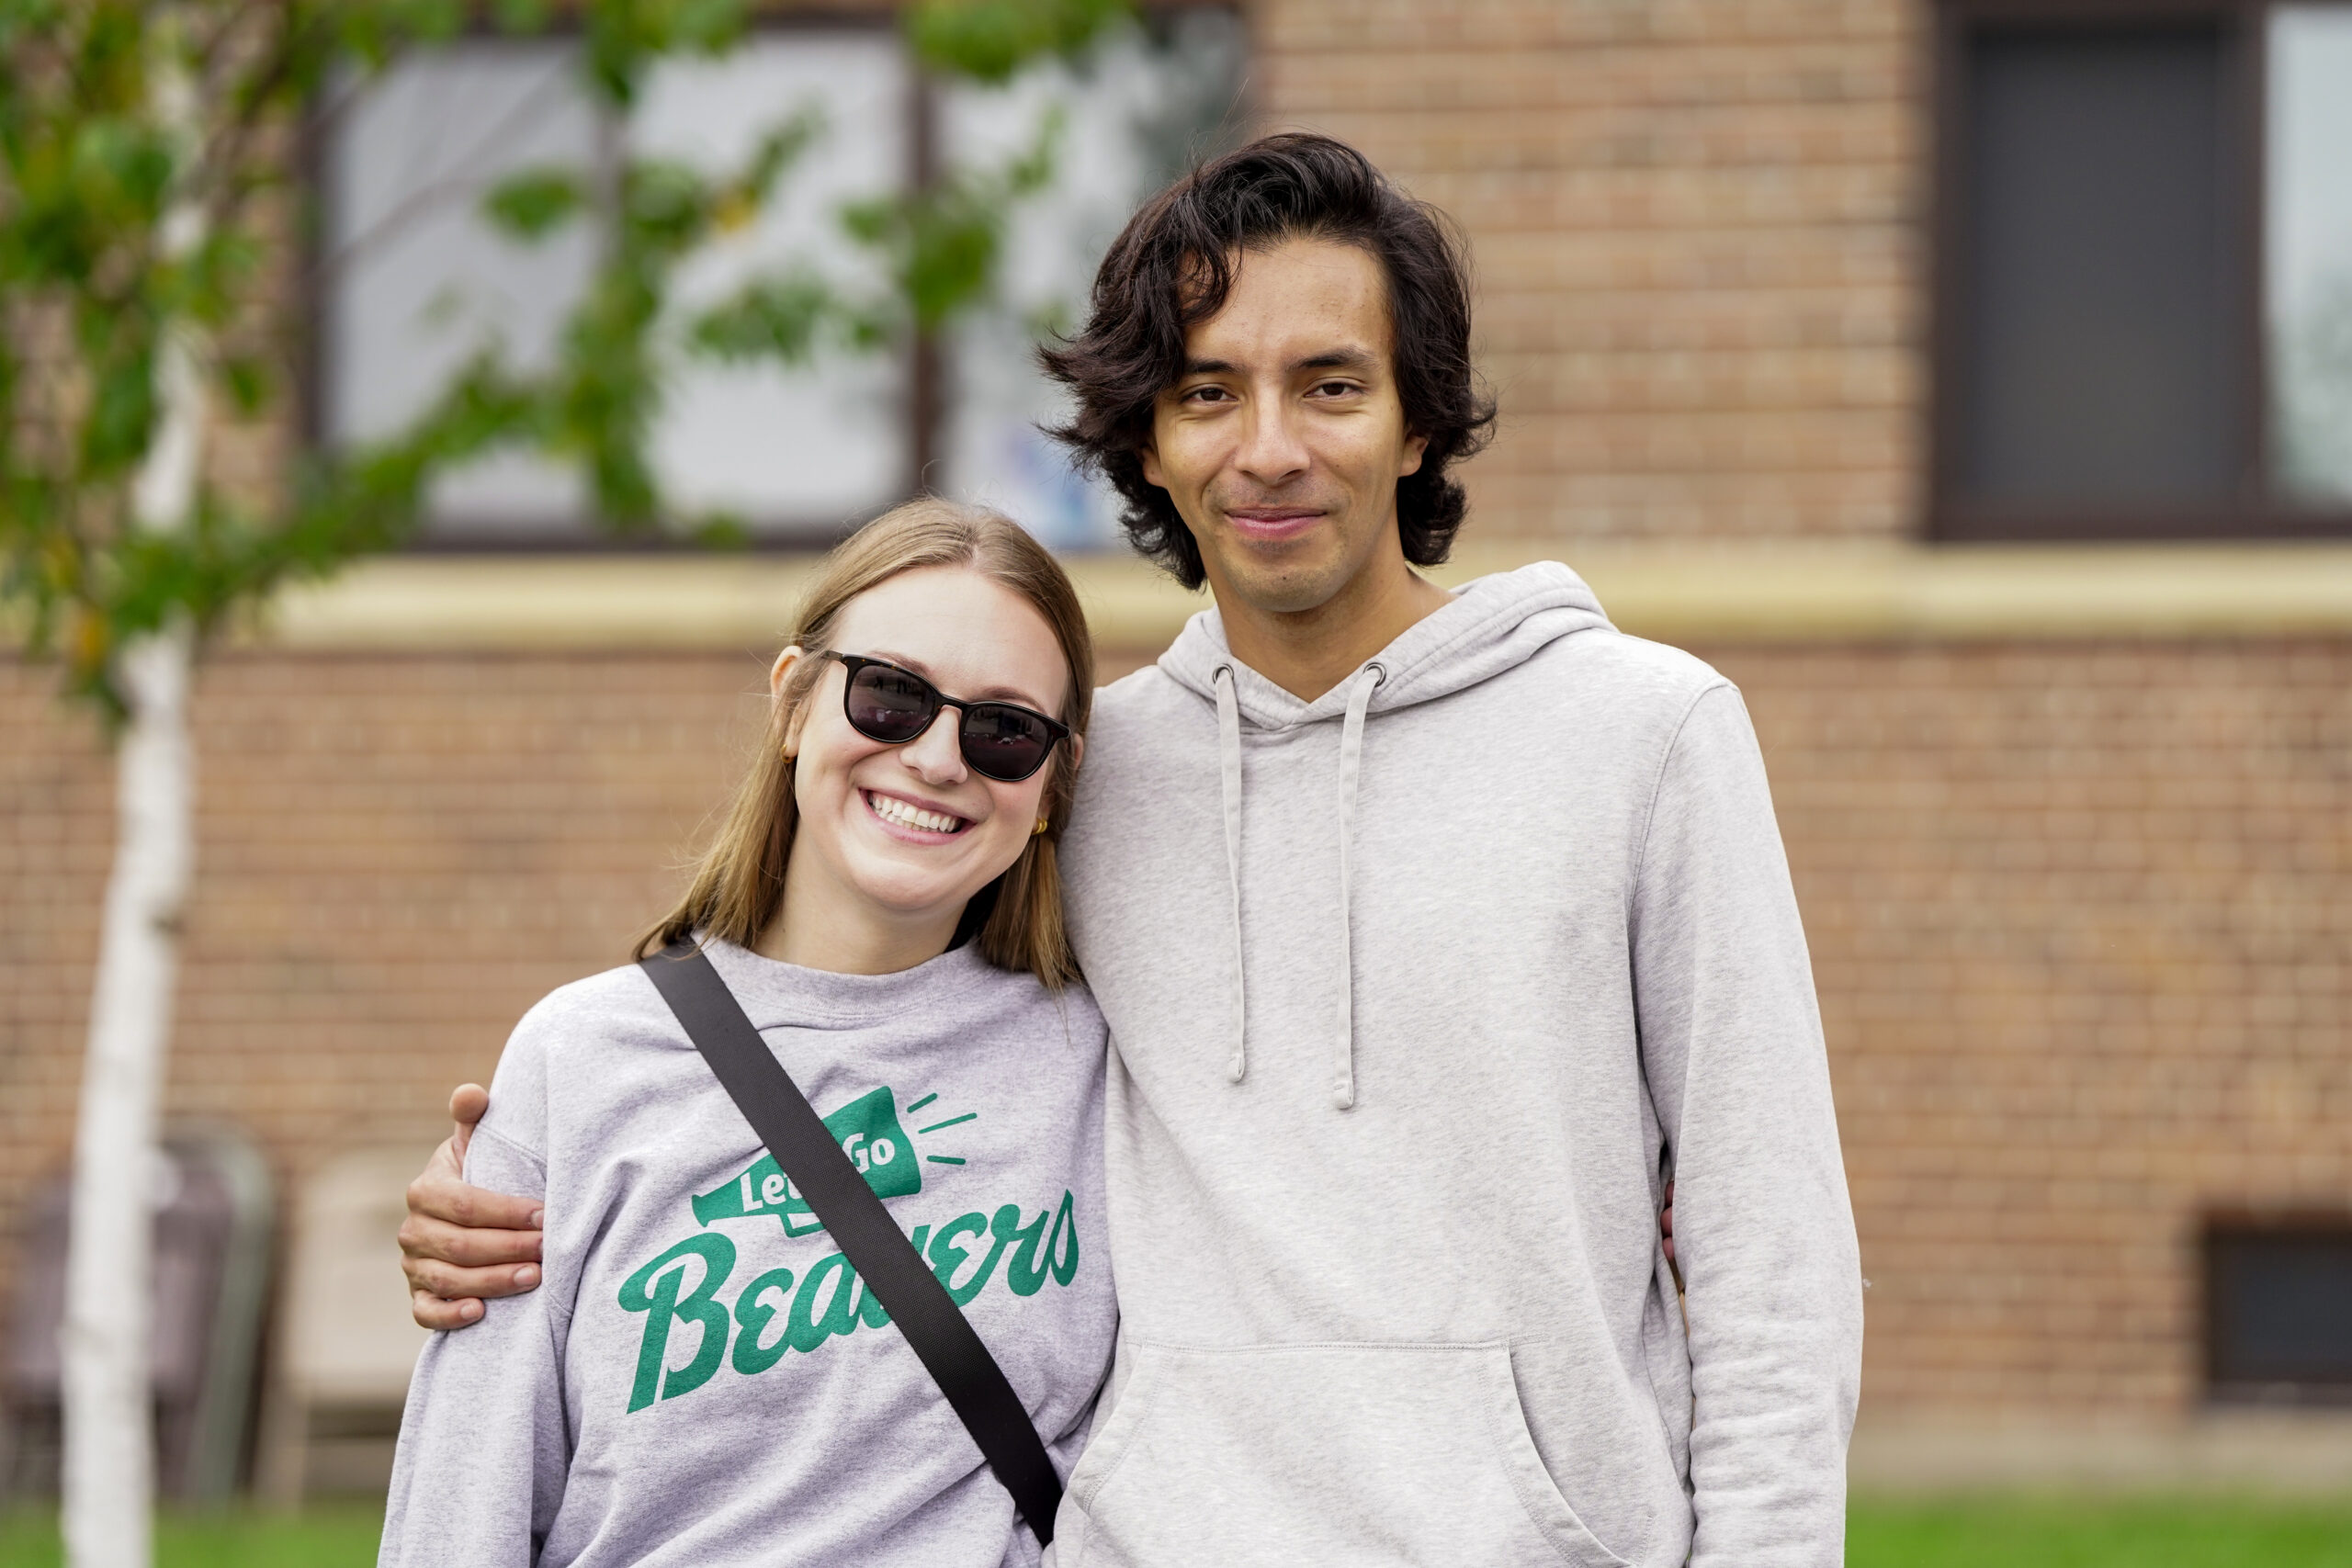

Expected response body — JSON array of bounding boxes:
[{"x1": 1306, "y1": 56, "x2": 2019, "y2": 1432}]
[{"x1": 401, "y1": 1084, "x2": 545, "y2": 1329}]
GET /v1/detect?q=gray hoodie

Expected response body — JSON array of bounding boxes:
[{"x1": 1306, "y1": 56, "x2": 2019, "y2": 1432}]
[
  {"x1": 379, "y1": 940, "x2": 1116, "y2": 1568},
  {"x1": 1050, "y1": 562, "x2": 1862, "y2": 1567}
]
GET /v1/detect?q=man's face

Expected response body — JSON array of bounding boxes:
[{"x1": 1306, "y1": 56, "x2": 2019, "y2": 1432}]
[{"x1": 1142, "y1": 237, "x2": 1429, "y2": 615}]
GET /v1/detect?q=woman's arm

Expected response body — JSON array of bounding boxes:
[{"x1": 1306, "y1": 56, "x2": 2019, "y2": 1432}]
[{"x1": 379, "y1": 1123, "x2": 568, "y2": 1567}]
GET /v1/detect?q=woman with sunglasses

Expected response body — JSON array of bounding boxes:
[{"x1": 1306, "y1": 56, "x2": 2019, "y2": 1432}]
[{"x1": 379, "y1": 500, "x2": 1114, "y2": 1568}]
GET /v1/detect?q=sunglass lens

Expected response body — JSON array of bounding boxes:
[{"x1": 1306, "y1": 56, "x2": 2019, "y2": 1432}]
[
  {"x1": 845, "y1": 662, "x2": 933, "y2": 743},
  {"x1": 961, "y1": 705, "x2": 1054, "y2": 782}
]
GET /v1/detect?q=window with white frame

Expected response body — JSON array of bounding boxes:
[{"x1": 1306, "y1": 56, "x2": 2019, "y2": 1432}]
[{"x1": 315, "y1": 12, "x2": 1246, "y2": 549}]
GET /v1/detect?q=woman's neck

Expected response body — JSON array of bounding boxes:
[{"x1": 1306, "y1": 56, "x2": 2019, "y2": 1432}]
[{"x1": 754, "y1": 851, "x2": 960, "y2": 976}]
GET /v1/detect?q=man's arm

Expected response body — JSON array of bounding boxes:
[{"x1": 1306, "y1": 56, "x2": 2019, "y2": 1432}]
[
  {"x1": 1632, "y1": 682, "x2": 1862, "y2": 1568},
  {"x1": 401, "y1": 1085, "x2": 545, "y2": 1329}
]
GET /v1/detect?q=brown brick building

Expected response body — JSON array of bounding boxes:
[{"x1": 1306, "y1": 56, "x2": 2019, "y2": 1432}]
[{"x1": 6, "y1": 0, "x2": 2352, "y2": 1493}]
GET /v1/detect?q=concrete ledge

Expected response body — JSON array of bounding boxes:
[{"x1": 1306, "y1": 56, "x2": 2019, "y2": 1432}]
[
  {"x1": 236, "y1": 539, "x2": 2352, "y2": 655},
  {"x1": 1549, "y1": 540, "x2": 2352, "y2": 645},
  {"x1": 243, "y1": 552, "x2": 1208, "y2": 655},
  {"x1": 1851, "y1": 1409, "x2": 2352, "y2": 1495}
]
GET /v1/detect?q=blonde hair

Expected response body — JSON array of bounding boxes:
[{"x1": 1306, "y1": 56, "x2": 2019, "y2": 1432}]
[{"x1": 637, "y1": 498, "x2": 1095, "y2": 987}]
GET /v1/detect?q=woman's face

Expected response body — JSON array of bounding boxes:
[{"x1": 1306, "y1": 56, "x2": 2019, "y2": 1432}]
[{"x1": 776, "y1": 564, "x2": 1076, "y2": 943}]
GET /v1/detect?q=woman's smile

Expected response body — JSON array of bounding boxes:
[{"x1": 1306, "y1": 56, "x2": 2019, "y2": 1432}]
[{"x1": 861, "y1": 787, "x2": 971, "y2": 840}]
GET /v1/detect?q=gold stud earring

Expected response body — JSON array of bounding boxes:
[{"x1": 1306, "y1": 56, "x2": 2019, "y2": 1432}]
[{"x1": 1033, "y1": 818, "x2": 1050, "y2": 837}]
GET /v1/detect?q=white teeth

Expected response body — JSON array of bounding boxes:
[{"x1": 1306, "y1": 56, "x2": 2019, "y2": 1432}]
[{"x1": 866, "y1": 792, "x2": 962, "y2": 834}]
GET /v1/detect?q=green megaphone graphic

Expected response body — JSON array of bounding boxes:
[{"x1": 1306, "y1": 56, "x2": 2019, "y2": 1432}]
[{"x1": 691, "y1": 1085, "x2": 921, "y2": 1238}]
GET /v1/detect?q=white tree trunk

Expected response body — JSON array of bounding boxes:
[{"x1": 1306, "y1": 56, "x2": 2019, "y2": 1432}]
[
  {"x1": 62, "y1": 66, "x2": 207, "y2": 1554},
  {"x1": 62, "y1": 623, "x2": 193, "y2": 1568}
]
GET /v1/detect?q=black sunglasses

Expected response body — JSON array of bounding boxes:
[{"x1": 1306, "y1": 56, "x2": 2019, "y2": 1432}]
[{"x1": 820, "y1": 652, "x2": 1070, "y2": 784}]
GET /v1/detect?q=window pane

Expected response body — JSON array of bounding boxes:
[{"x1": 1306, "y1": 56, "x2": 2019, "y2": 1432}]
[
  {"x1": 938, "y1": 12, "x2": 1247, "y2": 550},
  {"x1": 2268, "y1": 6, "x2": 2352, "y2": 505},
  {"x1": 2207, "y1": 1224, "x2": 2352, "y2": 1395},
  {"x1": 324, "y1": 41, "x2": 597, "y2": 530},
  {"x1": 1955, "y1": 28, "x2": 2245, "y2": 510},
  {"x1": 633, "y1": 36, "x2": 910, "y2": 526},
  {"x1": 323, "y1": 33, "x2": 910, "y2": 542}
]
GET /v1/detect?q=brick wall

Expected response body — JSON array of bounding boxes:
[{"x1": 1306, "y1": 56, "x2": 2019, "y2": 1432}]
[
  {"x1": 1720, "y1": 639, "x2": 2352, "y2": 1420},
  {"x1": 8, "y1": 637, "x2": 2348, "y2": 1424},
  {"x1": 1256, "y1": 0, "x2": 1925, "y2": 545}
]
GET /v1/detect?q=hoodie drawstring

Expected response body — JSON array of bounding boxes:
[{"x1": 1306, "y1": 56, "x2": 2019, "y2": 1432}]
[
  {"x1": 1214, "y1": 665, "x2": 1248, "y2": 1084},
  {"x1": 1332, "y1": 663, "x2": 1383, "y2": 1110},
  {"x1": 1214, "y1": 659, "x2": 1384, "y2": 1110}
]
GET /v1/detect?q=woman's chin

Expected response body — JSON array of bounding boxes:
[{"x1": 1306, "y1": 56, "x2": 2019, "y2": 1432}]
[{"x1": 838, "y1": 863, "x2": 1001, "y2": 930}]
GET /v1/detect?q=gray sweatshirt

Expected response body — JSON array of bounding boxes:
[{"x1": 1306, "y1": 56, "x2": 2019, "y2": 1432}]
[
  {"x1": 1050, "y1": 562, "x2": 1862, "y2": 1567},
  {"x1": 379, "y1": 940, "x2": 1115, "y2": 1568}
]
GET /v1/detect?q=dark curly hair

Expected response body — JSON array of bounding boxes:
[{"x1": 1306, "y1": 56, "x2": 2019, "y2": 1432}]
[{"x1": 1038, "y1": 132, "x2": 1497, "y2": 589}]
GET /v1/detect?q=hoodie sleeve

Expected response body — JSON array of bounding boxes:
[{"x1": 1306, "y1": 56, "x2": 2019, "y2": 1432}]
[
  {"x1": 379, "y1": 1069, "x2": 570, "y2": 1566},
  {"x1": 1629, "y1": 681, "x2": 1862, "y2": 1568}
]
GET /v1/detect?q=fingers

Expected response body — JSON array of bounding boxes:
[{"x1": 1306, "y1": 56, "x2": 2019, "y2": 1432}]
[
  {"x1": 418, "y1": 1133, "x2": 462, "y2": 1191},
  {"x1": 404, "y1": 1254, "x2": 542, "y2": 1305},
  {"x1": 405, "y1": 1169, "x2": 543, "y2": 1236},
  {"x1": 447, "y1": 1083, "x2": 489, "y2": 1162},
  {"x1": 449, "y1": 1083, "x2": 490, "y2": 1126},
  {"x1": 400, "y1": 1205, "x2": 542, "y2": 1268},
  {"x1": 412, "y1": 1289, "x2": 485, "y2": 1332},
  {"x1": 405, "y1": 1087, "x2": 525, "y2": 1331},
  {"x1": 1660, "y1": 1179, "x2": 1676, "y2": 1265},
  {"x1": 400, "y1": 1204, "x2": 543, "y2": 1304}
]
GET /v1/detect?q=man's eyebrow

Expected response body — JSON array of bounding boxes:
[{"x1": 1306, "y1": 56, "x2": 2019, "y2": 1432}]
[
  {"x1": 1178, "y1": 348, "x2": 1379, "y2": 378},
  {"x1": 1295, "y1": 348, "x2": 1378, "y2": 373}
]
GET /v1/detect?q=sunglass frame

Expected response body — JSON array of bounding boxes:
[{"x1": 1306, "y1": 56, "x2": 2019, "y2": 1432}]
[{"x1": 819, "y1": 651, "x2": 1071, "y2": 784}]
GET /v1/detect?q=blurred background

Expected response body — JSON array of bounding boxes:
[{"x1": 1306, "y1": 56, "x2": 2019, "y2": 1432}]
[{"x1": 4, "y1": 0, "x2": 2351, "y2": 1562}]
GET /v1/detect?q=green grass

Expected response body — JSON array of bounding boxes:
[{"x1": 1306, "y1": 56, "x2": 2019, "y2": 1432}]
[
  {"x1": 1849, "y1": 1495, "x2": 2352, "y2": 1567},
  {"x1": 0, "y1": 1506, "x2": 383, "y2": 1568},
  {"x1": 3, "y1": 1496, "x2": 2350, "y2": 1565}
]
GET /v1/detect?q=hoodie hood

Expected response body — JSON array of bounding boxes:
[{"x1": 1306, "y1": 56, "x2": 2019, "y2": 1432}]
[
  {"x1": 1152, "y1": 561, "x2": 1615, "y2": 1109},
  {"x1": 1157, "y1": 559, "x2": 1614, "y2": 725}
]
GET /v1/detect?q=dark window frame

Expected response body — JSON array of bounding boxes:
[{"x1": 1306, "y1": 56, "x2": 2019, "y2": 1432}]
[
  {"x1": 2202, "y1": 1209, "x2": 2352, "y2": 1405},
  {"x1": 1929, "y1": 0, "x2": 2352, "y2": 540}
]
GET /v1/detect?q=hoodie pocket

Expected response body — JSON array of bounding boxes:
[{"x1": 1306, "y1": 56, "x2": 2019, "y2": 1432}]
[{"x1": 1064, "y1": 1341, "x2": 1633, "y2": 1568}]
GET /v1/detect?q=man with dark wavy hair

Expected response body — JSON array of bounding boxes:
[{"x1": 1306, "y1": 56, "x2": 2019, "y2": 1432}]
[
  {"x1": 1042, "y1": 132, "x2": 1496, "y2": 597},
  {"x1": 402, "y1": 133, "x2": 1860, "y2": 1566}
]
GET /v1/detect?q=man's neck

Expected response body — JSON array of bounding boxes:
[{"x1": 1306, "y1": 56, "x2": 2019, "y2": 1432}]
[{"x1": 1213, "y1": 547, "x2": 1453, "y2": 702}]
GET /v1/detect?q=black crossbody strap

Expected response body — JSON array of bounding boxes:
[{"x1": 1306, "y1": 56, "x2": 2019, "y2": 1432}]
[{"x1": 639, "y1": 942, "x2": 1062, "y2": 1545}]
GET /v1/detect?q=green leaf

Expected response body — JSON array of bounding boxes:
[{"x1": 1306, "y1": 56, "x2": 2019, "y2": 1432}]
[
  {"x1": 483, "y1": 170, "x2": 587, "y2": 242},
  {"x1": 687, "y1": 275, "x2": 837, "y2": 365},
  {"x1": 220, "y1": 355, "x2": 273, "y2": 417},
  {"x1": 83, "y1": 349, "x2": 157, "y2": 475},
  {"x1": 688, "y1": 511, "x2": 750, "y2": 549},
  {"x1": 906, "y1": 0, "x2": 1133, "y2": 85},
  {"x1": 492, "y1": 0, "x2": 554, "y2": 33},
  {"x1": 624, "y1": 159, "x2": 711, "y2": 251},
  {"x1": 834, "y1": 106, "x2": 1063, "y2": 333},
  {"x1": 582, "y1": 0, "x2": 751, "y2": 106}
]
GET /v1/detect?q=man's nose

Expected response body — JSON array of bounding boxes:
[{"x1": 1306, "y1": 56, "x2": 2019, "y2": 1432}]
[
  {"x1": 899, "y1": 706, "x2": 968, "y2": 783},
  {"x1": 1235, "y1": 390, "x2": 1310, "y2": 485}
]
